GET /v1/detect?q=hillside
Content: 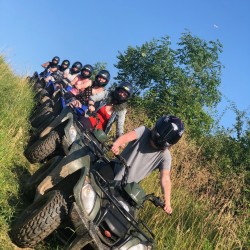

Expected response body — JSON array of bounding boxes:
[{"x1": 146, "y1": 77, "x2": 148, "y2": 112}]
[{"x1": 0, "y1": 57, "x2": 248, "y2": 249}]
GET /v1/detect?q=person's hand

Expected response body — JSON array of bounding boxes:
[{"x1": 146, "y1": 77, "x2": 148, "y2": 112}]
[
  {"x1": 45, "y1": 76, "x2": 52, "y2": 83},
  {"x1": 111, "y1": 143, "x2": 120, "y2": 155},
  {"x1": 55, "y1": 83, "x2": 62, "y2": 90},
  {"x1": 70, "y1": 100, "x2": 81, "y2": 108},
  {"x1": 163, "y1": 203, "x2": 172, "y2": 214},
  {"x1": 88, "y1": 105, "x2": 95, "y2": 112}
]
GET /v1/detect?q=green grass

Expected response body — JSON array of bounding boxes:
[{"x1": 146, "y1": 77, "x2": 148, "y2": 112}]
[
  {"x1": 0, "y1": 56, "x2": 34, "y2": 249},
  {"x1": 140, "y1": 165, "x2": 249, "y2": 249}
]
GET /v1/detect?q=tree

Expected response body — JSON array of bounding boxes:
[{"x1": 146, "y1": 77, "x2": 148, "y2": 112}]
[
  {"x1": 114, "y1": 32, "x2": 223, "y2": 137},
  {"x1": 91, "y1": 62, "x2": 107, "y2": 81}
]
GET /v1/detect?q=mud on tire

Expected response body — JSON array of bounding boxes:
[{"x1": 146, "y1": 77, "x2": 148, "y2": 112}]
[
  {"x1": 24, "y1": 130, "x2": 62, "y2": 164},
  {"x1": 10, "y1": 190, "x2": 68, "y2": 248}
]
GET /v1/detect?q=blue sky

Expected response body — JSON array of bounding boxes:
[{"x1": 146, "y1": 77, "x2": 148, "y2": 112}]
[{"x1": 0, "y1": 0, "x2": 249, "y2": 129}]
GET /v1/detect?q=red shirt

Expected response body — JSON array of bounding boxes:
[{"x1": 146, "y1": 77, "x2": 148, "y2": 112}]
[{"x1": 89, "y1": 105, "x2": 111, "y2": 130}]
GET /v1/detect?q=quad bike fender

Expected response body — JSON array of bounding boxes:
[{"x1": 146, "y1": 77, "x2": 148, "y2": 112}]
[
  {"x1": 39, "y1": 106, "x2": 74, "y2": 138},
  {"x1": 36, "y1": 141, "x2": 91, "y2": 199}
]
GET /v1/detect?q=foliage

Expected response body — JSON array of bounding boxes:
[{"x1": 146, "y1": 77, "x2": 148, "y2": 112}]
[
  {"x1": 114, "y1": 31, "x2": 223, "y2": 138},
  {"x1": 91, "y1": 61, "x2": 107, "y2": 81},
  {"x1": 200, "y1": 105, "x2": 250, "y2": 217},
  {"x1": 0, "y1": 56, "x2": 34, "y2": 249}
]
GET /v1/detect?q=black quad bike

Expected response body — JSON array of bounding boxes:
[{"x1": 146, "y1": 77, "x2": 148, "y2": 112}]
[
  {"x1": 29, "y1": 81, "x2": 71, "y2": 129},
  {"x1": 11, "y1": 128, "x2": 165, "y2": 250},
  {"x1": 24, "y1": 126, "x2": 108, "y2": 201},
  {"x1": 24, "y1": 106, "x2": 87, "y2": 164}
]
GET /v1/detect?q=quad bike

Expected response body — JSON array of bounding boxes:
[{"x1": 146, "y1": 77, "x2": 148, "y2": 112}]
[
  {"x1": 24, "y1": 126, "x2": 108, "y2": 201},
  {"x1": 25, "y1": 106, "x2": 89, "y2": 164},
  {"x1": 29, "y1": 84, "x2": 84, "y2": 130},
  {"x1": 30, "y1": 69, "x2": 53, "y2": 93},
  {"x1": 11, "y1": 127, "x2": 165, "y2": 249}
]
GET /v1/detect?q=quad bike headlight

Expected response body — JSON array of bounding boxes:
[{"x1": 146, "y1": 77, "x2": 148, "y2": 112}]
[
  {"x1": 120, "y1": 244, "x2": 152, "y2": 250},
  {"x1": 128, "y1": 244, "x2": 152, "y2": 250},
  {"x1": 68, "y1": 125, "x2": 77, "y2": 143},
  {"x1": 81, "y1": 183, "x2": 96, "y2": 214}
]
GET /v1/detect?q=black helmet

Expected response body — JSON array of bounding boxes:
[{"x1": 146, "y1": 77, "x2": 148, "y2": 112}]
[
  {"x1": 114, "y1": 82, "x2": 133, "y2": 103},
  {"x1": 71, "y1": 61, "x2": 82, "y2": 74},
  {"x1": 52, "y1": 56, "x2": 60, "y2": 65},
  {"x1": 151, "y1": 115, "x2": 184, "y2": 149},
  {"x1": 81, "y1": 64, "x2": 94, "y2": 79},
  {"x1": 61, "y1": 59, "x2": 70, "y2": 69},
  {"x1": 95, "y1": 70, "x2": 110, "y2": 87}
]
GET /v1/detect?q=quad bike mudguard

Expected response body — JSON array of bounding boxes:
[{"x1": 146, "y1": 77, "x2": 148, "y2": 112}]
[{"x1": 35, "y1": 139, "x2": 92, "y2": 198}]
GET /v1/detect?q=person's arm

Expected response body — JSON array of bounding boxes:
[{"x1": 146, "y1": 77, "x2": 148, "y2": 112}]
[
  {"x1": 70, "y1": 76, "x2": 79, "y2": 86},
  {"x1": 116, "y1": 109, "x2": 127, "y2": 138},
  {"x1": 88, "y1": 90, "x2": 108, "y2": 112},
  {"x1": 111, "y1": 130, "x2": 137, "y2": 155},
  {"x1": 160, "y1": 169, "x2": 172, "y2": 214},
  {"x1": 41, "y1": 62, "x2": 50, "y2": 68},
  {"x1": 63, "y1": 68, "x2": 69, "y2": 78},
  {"x1": 77, "y1": 79, "x2": 92, "y2": 90}
]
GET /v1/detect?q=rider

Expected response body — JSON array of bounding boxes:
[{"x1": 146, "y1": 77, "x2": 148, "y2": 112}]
[
  {"x1": 51, "y1": 59, "x2": 70, "y2": 82},
  {"x1": 31, "y1": 56, "x2": 60, "y2": 91},
  {"x1": 41, "y1": 56, "x2": 60, "y2": 75},
  {"x1": 111, "y1": 115, "x2": 184, "y2": 214},
  {"x1": 68, "y1": 69, "x2": 110, "y2": 110},
  {"x1": 28, "y1": 56, "x2": 60, "y2": 83},
  {"x1": 44, "y1": 59, "x2": 71, "y2": 85},
  {"x1": 70, "y1": 64, "x2": 94, "y2": 89},
  {"x1": 84, "y1": 81, "x2": 133, "y2": 137},
  {"x1": 57, "y1": 61, "x2": 82, "y2": 89}
]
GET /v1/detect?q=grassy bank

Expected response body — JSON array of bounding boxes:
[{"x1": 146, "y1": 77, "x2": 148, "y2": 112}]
[{"x1": 0, "y1": 56, "x2": 34, "y2": 249}]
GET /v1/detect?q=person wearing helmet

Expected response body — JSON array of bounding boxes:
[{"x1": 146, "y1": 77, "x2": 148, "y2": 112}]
[
  {"x1": 60, "y1": 59, "x2": 70, "y2": 76},
  {"x1": 41, "y1": 56, "x2": 60, "y2": 71},
  {"x1": 49, "y1": 59, "x2": 70, "y2": 83},
  {"x1": 111, "y1": 115, "x2": 184, "y2": 214},
  {"x1": 30, "y1": 56, "x2": 60, "y2": 91},
  {"x1": 70, "y1": 61, "x2": 82, "y2": 75},
  {"x1": 57, "y1": 61, "x2": 82, "y2": 89},
  {"x1": 70, "y1": 64, "x2": 93, "y2": 88},
  {"x1": 69, "y1": 69, "x2": 110, "y2": 111},
  {"x1": 84, "y1": 81, "x2": 133, "y2": 137},
  {"x1": 63, "y1": 64, "x2": 94, "y2": 110},
  {"x1": 87, "y1": 69, "x2": 110, "y2": 102},
  {"x1": 93, "y1": 70, "x2": 110, "y2": 87}
]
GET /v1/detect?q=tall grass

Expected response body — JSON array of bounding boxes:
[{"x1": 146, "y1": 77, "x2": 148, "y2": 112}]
[
  {"x1": 0, "y1": 56, "x2": 34, "y2": 249},
  {"x1": 140, "y1": 137, "x2": 249, "y2": 250}
]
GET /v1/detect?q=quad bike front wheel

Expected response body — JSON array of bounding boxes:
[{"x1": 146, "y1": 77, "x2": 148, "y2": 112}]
[
  {"x1": 10, "y1": 190, "x2": 68, "y2": 248},
  {"x1": 24, "y1": 130, "x2": 62, "y2": 163}
]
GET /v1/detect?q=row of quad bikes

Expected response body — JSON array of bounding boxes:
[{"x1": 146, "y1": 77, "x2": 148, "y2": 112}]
[{"x1": 10, "y1": 71, "x2": 166, "y2": 250}]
